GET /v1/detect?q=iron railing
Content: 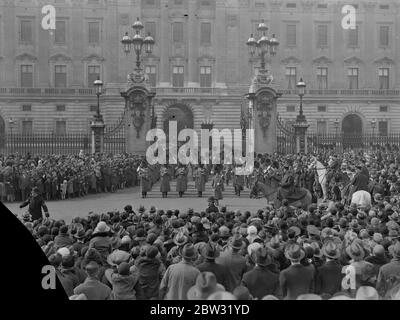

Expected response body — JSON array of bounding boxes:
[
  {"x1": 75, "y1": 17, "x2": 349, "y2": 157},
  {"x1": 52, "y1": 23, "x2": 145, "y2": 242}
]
[
  {"x1": 1, "y1": 133, "x2": 91, "y2": 156},
  {"x1": 307, "y1": 132, "x2": 400, "y2": 153}
]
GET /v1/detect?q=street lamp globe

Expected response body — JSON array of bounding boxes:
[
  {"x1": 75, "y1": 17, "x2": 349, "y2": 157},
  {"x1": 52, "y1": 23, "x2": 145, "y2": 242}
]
[
  {"x1": 132, "y1": 17, "x2": 144, "y2": 32},
  {"x1": 269, "y1": 34, "x2": 279, "y2": 56},
  {"x1": 132, "y1": 31, "x2": 144, "y2": 54},
  {"x1": 257, "y1": 19, "x2": 268, "y2": 33},
  {"x1": 371, "y1": 119, "x2": 377, "y2": 129},
  {"x1": 143, "y1": 33, "x2": 155, "y2": 54},
  {"x1": 94, "y1": 77, "x2": 103, "y2": 95},
  {"x1": 257, "y1": 33, "x2": 270, "y2": 55},
  {"x1": 246, "y1": 34, "x2": 257, "y2": 55},
  {"x1": 296, "y1": 78, "x2": 306, "y2": 96},
  {"x1": 121, "y1": 32, "x2": 132, "y2": 55}
]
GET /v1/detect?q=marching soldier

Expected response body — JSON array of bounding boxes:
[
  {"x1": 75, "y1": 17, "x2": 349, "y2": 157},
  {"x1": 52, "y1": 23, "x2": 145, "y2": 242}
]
[
  {"x1": 137, "y1": 161, "x2": 152, "y2": 198},
  {"x1": 194, "y1": 164, "x2": 207, "y2": 197},
  {"x1": 160, "y1": 164, "x2": 171, "y2": 198},
  {"x1": 175, "y1": 163, "x2": 188, "y2": 198},
  {"x1": 233, "y1": 164, "x2": 245, "y2": 196},
  {"x1": 224, "y1": 164, "x2": 233, "y2": 186},
  {"x1": 212, "y1": 169, "x2": 224, "y2": 206}
]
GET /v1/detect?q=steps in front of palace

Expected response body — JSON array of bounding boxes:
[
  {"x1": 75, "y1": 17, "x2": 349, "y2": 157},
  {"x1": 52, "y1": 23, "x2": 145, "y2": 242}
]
[{"x1": 145, "y1": 179, "x2": 251, "y2": 199}]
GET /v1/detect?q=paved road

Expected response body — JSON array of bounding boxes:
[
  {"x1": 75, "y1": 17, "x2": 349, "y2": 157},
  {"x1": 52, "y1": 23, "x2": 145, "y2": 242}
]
[{"x1": 4, "y1": 180, "x2": 266, "y2": 222}]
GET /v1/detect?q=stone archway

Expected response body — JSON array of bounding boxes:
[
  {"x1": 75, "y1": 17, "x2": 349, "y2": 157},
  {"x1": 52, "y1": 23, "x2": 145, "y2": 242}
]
[
  {"x1": 0, "y1": 115, "x2": 5, "y2": 149},
  {"x1": 342, "y1": 113, "x2": 363, "y2": 149},
  {"x1": 342, "y1": 113, "x2": 363, "y2": 135}
]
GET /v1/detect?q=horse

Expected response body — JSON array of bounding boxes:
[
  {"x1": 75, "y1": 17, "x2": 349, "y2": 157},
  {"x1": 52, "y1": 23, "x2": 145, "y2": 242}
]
[
  {"x1": 250, "y1": 181, "x2": 312, "y2": 209},
  {"x1": 309, "y1": 156, "x2": 328, "y2": 201}
]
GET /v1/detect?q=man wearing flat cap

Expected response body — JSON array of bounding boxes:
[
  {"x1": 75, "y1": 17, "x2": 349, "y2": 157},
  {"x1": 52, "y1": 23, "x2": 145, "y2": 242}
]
[{"x1": 73, "y1": 261, "x2": 111, "y2": 300}]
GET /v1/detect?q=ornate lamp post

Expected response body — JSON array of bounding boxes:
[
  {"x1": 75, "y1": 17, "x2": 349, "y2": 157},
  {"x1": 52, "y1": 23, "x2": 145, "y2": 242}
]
[
  {"x1": 334, "y1": 118, "x2": 340, "y2": 151},
  {"x1": 8, "y1": 118, "x2": 15, "y2": 135},
  {"x1": 94, "y1": 77, "x2": 103, "y2": 121},
  {"x1": 90, "y1": 76, "x2": 105, "y2": 154},
  {"x1": 371, "y1": 119, "x2": 377, "y2": 146},
  {"x1": 120, "y1": 18, "x2": 156, "y2": 154},
  {"x1": 334, "y1": 118, "x2": 339, "y2": 137},
  {"x1": 246, "y1": 19, "x2": 279, "y2": 71},
  {"x1": 245, "y1": 20, "x2": 280, "y2": 154},
  {"x1": 292, "y1": 78, "x2": 310, "y2": 153}
]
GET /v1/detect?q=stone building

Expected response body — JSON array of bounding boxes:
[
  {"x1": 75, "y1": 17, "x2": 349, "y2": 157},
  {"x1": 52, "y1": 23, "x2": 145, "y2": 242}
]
[{"x1": 0, "y1": 0, "x2": 399, "y2": 141}]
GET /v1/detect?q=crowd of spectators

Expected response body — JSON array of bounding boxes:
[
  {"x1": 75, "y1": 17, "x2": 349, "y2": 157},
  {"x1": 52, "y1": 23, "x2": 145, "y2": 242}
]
[
  {"x1": 19, "y1": 195, "x2": 400, "y2": 300},
  {"x1": 5, "y1": 149, "x2": 400, "y2": 300},
  {"x1": 0, "y1": 153, "x2": 157, "y2": 203}
]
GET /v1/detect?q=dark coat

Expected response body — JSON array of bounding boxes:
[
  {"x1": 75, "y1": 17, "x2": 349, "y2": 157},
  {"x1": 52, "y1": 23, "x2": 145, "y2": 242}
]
[
  {"x1": 175, "y1": 167, "x2": 188, "y2": 192},
  {"x1": 19, "y1": 194, "x2": 48, "y2": 221},
  {"x1": 194, "y1": 168, "x2": 206, "y2": 192},
  {"x1": 242, "y1": 265, "x2": 281, "y2": 299},
  {"x1": 315, "y1": 260, "x2": 344, "y2": 296},
  {"x1": 215, "y1": 250, "x2": 247, "y2": 291},
  {"x1": 159, "y1": 170, "x2": 171, "y2": 193},
  {"x1": 197, "y1": 260, "x2": 233, "y2": 292},
  {"x1": 352, "y1": 172, "x2": 370, "y2": 192},
  {"x1": 54, "y1": 234, "x2": 74, "y2": 249},
  {"x1": 376, "y1": 259, "x2": 400, "y2": 298},
  {"x1": 136, "y1": 257, "x2": 164, "y2": 300},
  {"x1": 279, "y1": 263, "x2": 315, "y2": 300}
]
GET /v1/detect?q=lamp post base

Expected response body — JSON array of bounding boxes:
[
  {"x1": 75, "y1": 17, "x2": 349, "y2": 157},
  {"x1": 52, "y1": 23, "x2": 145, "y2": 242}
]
[{"x1": 91, "y1": 118, "x2": 105, "y2": 154}]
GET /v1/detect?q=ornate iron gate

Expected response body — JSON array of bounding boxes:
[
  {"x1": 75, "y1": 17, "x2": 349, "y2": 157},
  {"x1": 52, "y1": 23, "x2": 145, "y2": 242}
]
[
  {"x1": 104, "y1": 110, "x2": 126, "y2": 154},
  {"x1": 276, "y1": 114, "x2": 296, "y2": 154}
]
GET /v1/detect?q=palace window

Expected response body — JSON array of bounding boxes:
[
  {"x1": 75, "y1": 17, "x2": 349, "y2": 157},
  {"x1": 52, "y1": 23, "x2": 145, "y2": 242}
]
[
  {"x1": 145, "y1": 65, "x2": 157, "y2": 87},
  {"x1": 378, "y1": 68, "x2": 389, "y2": 89},
  {"x1": 21, "y1": 65, "x2": 33, "y2": 87},
  {"x1": 348, "y1": 68, "x2": 359, "y2": 89},
  {"x1": 286, "y1": 67, "x2": 296, "y2": 90},
  {"x1": 172, "y1": 66, "x2": 184, "y2": 87},
  {"x1": 317, "y1": 67, "x2": 328, "y2": 89},
  {"x1": 54, "y1": 65, "x2": 67, "y2": 88}
]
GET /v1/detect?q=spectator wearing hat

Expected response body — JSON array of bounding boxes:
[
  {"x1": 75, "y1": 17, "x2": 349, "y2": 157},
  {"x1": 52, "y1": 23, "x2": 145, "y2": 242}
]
[
  {"x1": 246, "y1": 225, "x2": 260, "y2": 244},
  {"x1": 197, "y1": 243, "x2": 232, "y2": 292},
  {"x1": 54, "y1": 225, "x2": 74, "y2": 249},
  {"x1": 104, "y1": 262, "x2": 143, "y2": 300},
  {"x1": 279, "y1": 243, "x2": 315, "y2": 300},
  {"x1": 242, "y1": 247, "x2": 281, "y2": 299},
  {"x1": 88, "y1": 221, "x2": 112, "y2": 264},
  {"x1": 59, "y1": 254, "x2": 86, "y2": 296},
  {"x1": 206, "y1": 197, "x2": 219, "y2": 214},
  {"x1": 315, "y1": 241, "x2": 343, "y2": 296},
  {"x1": 345, "y1": 241, "x2": 375, "y2": 290},
  {"x1": 365, "y1": 245, "x2": 389, "y2": 280},
  {"x1": 187, "y1": 272, "x2": 225, "y2": 300},
  {"x1": 215, "y1": 234, "x2": 247, "y2": 291},
  {"x1": 376, "y1": 241, "x2": 400, "y2": 299},
  {"x1": 72, "y1": 229, "x2": 87, "y2": 255},
  {"x1": 159, "y1": 243, "x2": 200, "y2": 300},
  {"x1": 166, "y1": 232, "x2": 189, "y2": 266},
  {"x1": 49, "y1": 253, "x2": 74, "y2": 297},
  {"x1": 73, "y1": 261, "x2": 111, "y2": 300},
  {"x1": 133, "y1": 246, "x2": 166, "y2": 300}
]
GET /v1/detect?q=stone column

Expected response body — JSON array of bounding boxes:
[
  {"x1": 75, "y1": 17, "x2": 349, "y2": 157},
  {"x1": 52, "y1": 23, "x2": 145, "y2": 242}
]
[
  {"x1": 215, "y1": 0, "x2": 227, "y2": 88},
  {"x1": 187, "y1": 0, "x2": 198, "y2": 87},
  {"x1": 159, "y1": 0, "x2": 170, "y2": 86},
  {"x1": 247, "y1": 86, "x2": 280, "y2": 155}
]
